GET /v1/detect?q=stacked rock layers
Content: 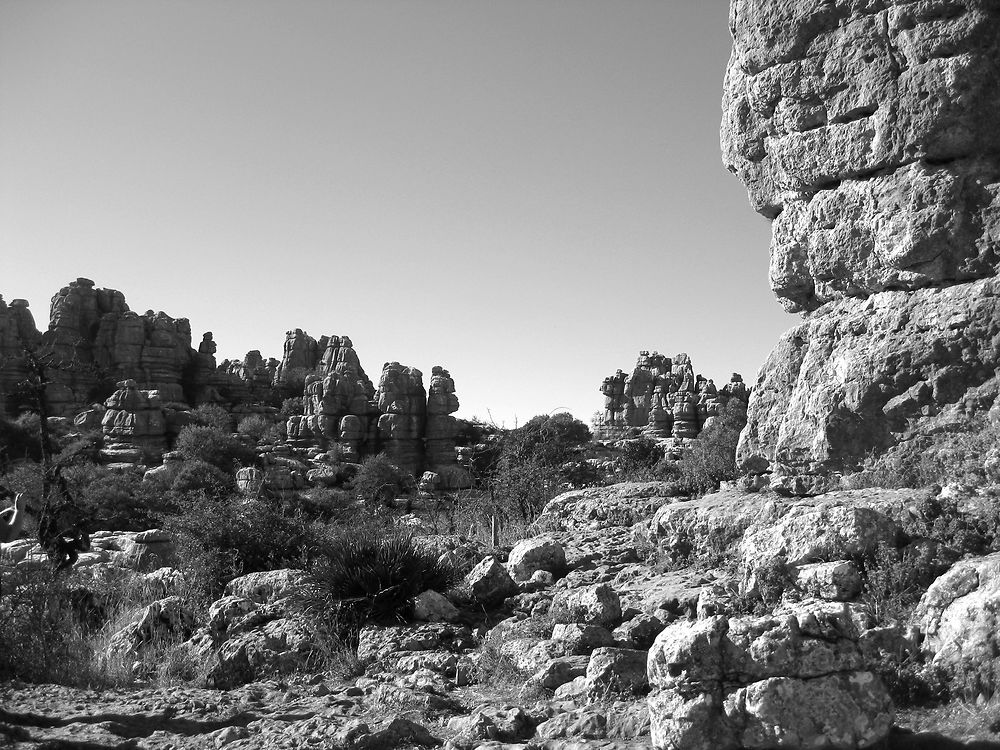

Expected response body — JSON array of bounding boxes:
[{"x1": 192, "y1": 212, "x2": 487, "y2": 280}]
[
  {"x1": 724, "y1": 0, "x2": 1000, "y2": 492},
  {"x1": 595, "y1": 350, "x2": 749, "y2": 442}
]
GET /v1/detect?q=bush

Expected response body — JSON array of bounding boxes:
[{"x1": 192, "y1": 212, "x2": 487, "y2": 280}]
[
  {"x1": 505, "y1": 412, "x2": 591, "y2": 466},
  {"x1": 0, "y1": 414, "x2": 41, "y2": 467},
  {"x1": 874, "y1": 651, "x2": 950, "y2": 707},
  {"x1": 295, "y1": 487, "x2": 360, "y2": 523},
  {"x1": 64, "y1": 463, "x2": 176, "y2": 531},
  {"x1": 0, "y1": 566, "x2": 93, "y2": 684},
  {"x1": 164, "y1": 493, "x2": 326, "y2": 602},
  {"x1": 279, "y1": 397, "x2": 304, "y2": 418},
  {"x1": 856, "y1": 541, "x2": 948, "y2": 627},
  {"x1": 0, "y1": 564, "x2": 196, "y2": 688},
  {"x1": 306, "y1": 527, "x2": 459, "y2": 623},
  {"x1": 851, "y1": 419, "x2": 1000, "y2": 490},
  {"x1": 672, "y1": 398, "x2": 746, "y2": 495},
  {"x1": 477, "y1": 412, "x2": 592, "y2": 524},
  {"x1": 174, "y1": 425, "x2": 256, "y2": 475},
  {"x1": 170, "y1": 460, "x2": 233, "y2": 499},
  {"x1": 236, "y1": 415, "x2": 272, "y2": 443},
  {"x1": 350, "y1": 454, "x2": 413, "y2": 507},
  {"x1": 488, "y1": 453, "x2": 565, "y2": 524},
  {"x1": 189, "y1": 404, "x2": 233, "y2": 433}
]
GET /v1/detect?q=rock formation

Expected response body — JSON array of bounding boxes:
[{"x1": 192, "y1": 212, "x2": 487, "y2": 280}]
[
  {"x1": 0, "y1": 278, "x2": 295, "y2": 420},
  {"x1": 100, "y1": 379, "x2": 168, "y2": 464},
  {"x1": 375, "y1": 362, "x2": 427, "y2": 477},
  {"x1": 425, "y1": 366, "x2": 472, "y2": 490},
  {"x1": 723, "y1": 0, "x2": 1000, "y2": 493},
  {"x1": 0, "y1": 296, "x2": 41, "y2": 414},
  {"x1": 0, "y1": 279, "x2": 472, "y2": 483},
  {"x1": 594, "y1": 351, "x2": 745, "y2": 442}
]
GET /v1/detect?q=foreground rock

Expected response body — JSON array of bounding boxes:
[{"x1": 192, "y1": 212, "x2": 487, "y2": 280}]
[
  {"x1": 647, "y1": 603, "x2": 894, "y2": 749},
  {"x1": 913, "y1": 551, "x2": 1000, "y2": 696}
]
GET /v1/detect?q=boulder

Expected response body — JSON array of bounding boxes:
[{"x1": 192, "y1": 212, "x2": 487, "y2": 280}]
[
  {"x1": 465, "y1": 557, "x2": 518, "y2": 606},
  {"x1": 585, "y1": 647, "x2": 649, "y2": 696},
  {"x1": 550, "y1": 623, "x2": 616, "y2": 655},
  {"x1": 530, "y1": 655, "x2": 590, "y2": 689},
  {"x1": 107, "y1": 596, "x2": 195, "y2": 659},
  {"x1": 550, "y1": 583, "x2": 623, "y2": 629},
  {"x1": 913, "y1": 551, "x2": 1000, "y2": 695},
  {"x1": 506, "y1": 536, "x2": 566, "y2": 581},
  {"x1": 646, "y1": 602, "x2": 893, "y2": 750},
  {"x1": 794, "y1": 561, "x2": 863, "y2": 602},
  {"x1": 412, "y1": 590, "x2": 459, "y2": 623}
]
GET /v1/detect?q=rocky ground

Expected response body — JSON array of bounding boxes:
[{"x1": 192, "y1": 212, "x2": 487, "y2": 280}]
[{"x1": 4, "y1": 481, "x2": 1000, "y2": 749}]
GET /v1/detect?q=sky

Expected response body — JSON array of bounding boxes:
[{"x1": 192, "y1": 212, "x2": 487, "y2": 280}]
[{"x1": 0, "y1": 1, "x2": 791, "y2": 427}]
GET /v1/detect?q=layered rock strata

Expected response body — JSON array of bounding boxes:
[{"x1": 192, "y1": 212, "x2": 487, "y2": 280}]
[
  {"x1": 425, "y1": 366, "x2": 472, "y2": 489},
  {"x1": 723, "y1": 0, "x2": 1000, "y2": 492},
  {"x1": 647, "y1": 607, "x2": 893, "y2": 750},
  {"x1": 0, "y1": 296, "x2": 41, "y2": 414},
  {"x1": 376, "y1": 362, "x2": 427, "y2": 477},
  {"x1": 594, "y1": 350, "x2": 748, "y2": 442},
  {"x1": 100, "y1": 380, "x2": 168, "y2": 464}
]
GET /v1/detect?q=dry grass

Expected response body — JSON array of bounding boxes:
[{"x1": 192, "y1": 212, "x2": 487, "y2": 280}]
[
  {"x1": 890, "y1": 699, "x2": 1000, "y2": 749},
  {"x1": 0, "y1": 562, "x2": 200, "y2": 689}
]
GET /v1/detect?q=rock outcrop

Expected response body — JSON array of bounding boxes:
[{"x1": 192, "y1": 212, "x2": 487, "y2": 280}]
[
  {"x1": 0, "y1": 295, "x2": 41, "y2": 414},
  {"x1": 723, "y1": 0, "x2": 1000, "y2": 493},
  {"x1": 99, "y1": 380, "x2": 168, "y2": 464},
  {"x1": 594, "y1": 350, "x2": 748, "y2": 443},
  {"x1": 647, "y1": 605, "x2": 893, "y2": 750}
]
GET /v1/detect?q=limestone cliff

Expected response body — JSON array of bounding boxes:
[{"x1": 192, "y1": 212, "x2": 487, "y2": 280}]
[{"x1": 723, "y1": 0, "x2": 1000, "y2": 492}]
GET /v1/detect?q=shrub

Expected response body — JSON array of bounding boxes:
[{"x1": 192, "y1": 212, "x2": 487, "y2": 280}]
[
  {"x1": 236, "y1": 415, "x2": 272, "y2": 443},
  {"x1": 856, "y1": 542, "x2": 949, "y2": 628},
  {"x1": 0, "y1": 564, "x2": 196, "y2": 688},
  {"x1": 0, "y1": 566, "x2": 93, "y2": 684},
  {"x1": 0, "y1": 414, "x2": 41, "y2": 466},
  {"x1": 350, "y1": 454, "x2": 413, "y2": 507},
  {"x1": 296, "y1": 487, "x2": 360, "y2": 523},
  {"x1": 505, "y1": 412, "x2": 591, "y2": 466},
  {"x1": 672, "y1": 399, "x2": 746, "y2": 495},
  {"x1": 63, "y1": 462, "x2": 175, "y2": 531},
  {"x1": 170, "y1": 460, "x2": 233, "y2": 499},
  {"x1": 174, "y1": 425, "x2": 256, "y2": 475},
  {"x1": 306, "y1": 526, "x2": 459, "y2": 623},
  {"x1": 164, "y1": 493, "x2": 326, "y2": 602},
  {"x1": 189, "y1": 404, "x2": 233, "y2": 433},
  {"x1": 851, "y1": 418, "x2": 1000, "y2": 490},
  {"x1": 874, "y1": 651, "x2": 950, "y2": 707},
  {"x1": 488, "y1": 453, "x2": 564, "y2": 524},
  {"x1": 279, "y1": 397, "x2": 304, "y2": 418}
]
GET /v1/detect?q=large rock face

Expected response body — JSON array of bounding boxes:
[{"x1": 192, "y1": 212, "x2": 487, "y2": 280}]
[
  {"x1": 723, "y1": 0, "x2": 1000, "y2": 311},
  {"x1": 723, "y1": 0, "x2": 1000, "y2": 492},
  {"x1": 738, "y1": 277, "x2": 1000, "y2": 492}
]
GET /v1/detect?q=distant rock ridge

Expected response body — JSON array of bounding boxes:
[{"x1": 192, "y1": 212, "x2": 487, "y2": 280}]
[
  {"x1": 0, "y1": 277, "x2": 471, "y2": 485},
  {"x1": 722, "y1": 0, "x2": 1000, "y2": 493},
  {"x1": 593, "y1": 350, "x2": 748, "y2": 443}
]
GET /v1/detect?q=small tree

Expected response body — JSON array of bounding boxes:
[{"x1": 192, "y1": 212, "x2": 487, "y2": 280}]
[
  {"x1": 236, "y1": 415, "x2": 272, "y2": 443},
  {"x1": 174, "y1": 425, "x2": 256, "y2": 475},
  {"x1": 190, "y1": 403, "x2": 233, "y2": 433},
  {"x1": 674, "y1": 399, "x2": 746, "y2": 494},
  {"x1": 350, "y1": 454, "x2": 412, "y2": 507}
]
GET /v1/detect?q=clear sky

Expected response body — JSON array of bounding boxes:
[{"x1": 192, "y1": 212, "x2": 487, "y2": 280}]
[{"x1": 0, "y1": 0, "x2": 791, "y2": 426}]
